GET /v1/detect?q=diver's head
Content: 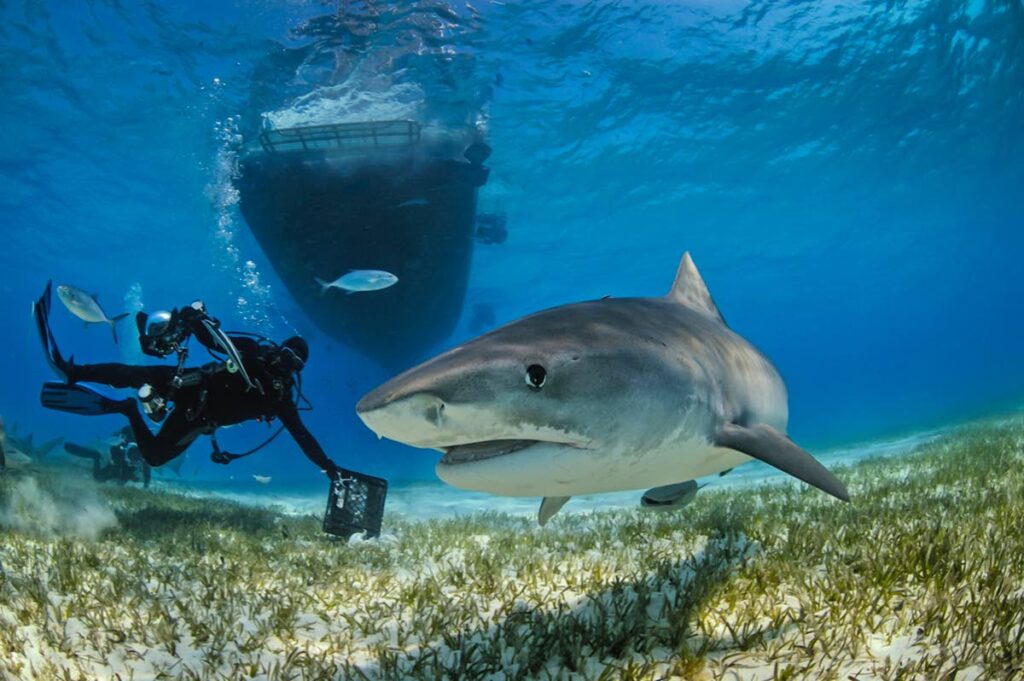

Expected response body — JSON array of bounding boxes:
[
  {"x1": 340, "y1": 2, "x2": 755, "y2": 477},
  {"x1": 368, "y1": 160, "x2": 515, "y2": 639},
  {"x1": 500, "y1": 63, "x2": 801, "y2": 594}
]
[
  {"x1": 280, "y1": 336, "x2": 309, "y2": 372},
  {"x1": 146, "y1": 311, "x2": 174, "y2": 337}
]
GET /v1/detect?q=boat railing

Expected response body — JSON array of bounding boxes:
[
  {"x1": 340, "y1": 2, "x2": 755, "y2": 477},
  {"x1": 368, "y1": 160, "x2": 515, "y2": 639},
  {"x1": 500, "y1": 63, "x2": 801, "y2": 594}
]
[{"x1": 258, "y1": 120, "x2": 421, "y2": 154}]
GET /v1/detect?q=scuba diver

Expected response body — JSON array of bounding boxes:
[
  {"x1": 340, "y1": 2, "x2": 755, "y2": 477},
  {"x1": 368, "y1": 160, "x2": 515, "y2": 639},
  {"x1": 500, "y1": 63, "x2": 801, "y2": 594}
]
[
  {"x1": 34, "y1": 282, "x2": 336, "y2": 475},
  {"x1": 65, "y1": 426, "x2": 151, "y2": 487},
  {"x1": 35, "y1": 280, "x2": 387, "y2": 536},
  {"x1": 32, "y1": 282, "x2": 387, "y2": 537}
]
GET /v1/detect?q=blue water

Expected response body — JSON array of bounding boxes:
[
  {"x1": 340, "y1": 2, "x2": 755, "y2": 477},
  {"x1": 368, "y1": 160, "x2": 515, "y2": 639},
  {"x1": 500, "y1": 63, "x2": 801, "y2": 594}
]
[{"x1": 1, "y1": 0, "x2": 1022, "y2": 492}]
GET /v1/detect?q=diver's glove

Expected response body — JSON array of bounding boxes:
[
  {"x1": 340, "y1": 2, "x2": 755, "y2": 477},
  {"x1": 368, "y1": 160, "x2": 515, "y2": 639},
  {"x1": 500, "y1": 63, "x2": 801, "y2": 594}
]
[{"x1": 324, "y1": 462, "x2": 343, "y2": 482}]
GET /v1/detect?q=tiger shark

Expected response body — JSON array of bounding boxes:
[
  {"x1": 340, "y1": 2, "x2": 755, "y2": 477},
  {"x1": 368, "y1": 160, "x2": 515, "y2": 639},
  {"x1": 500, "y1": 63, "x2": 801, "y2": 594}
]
[{"x1": 357, "y1": 253, "x2": 849, "y2": 524}]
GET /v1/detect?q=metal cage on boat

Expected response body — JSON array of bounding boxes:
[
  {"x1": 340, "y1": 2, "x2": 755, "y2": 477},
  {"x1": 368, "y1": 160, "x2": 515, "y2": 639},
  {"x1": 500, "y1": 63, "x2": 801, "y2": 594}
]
[{"x1": 257, "y1": 120, "x2": 422, "y2": 154}]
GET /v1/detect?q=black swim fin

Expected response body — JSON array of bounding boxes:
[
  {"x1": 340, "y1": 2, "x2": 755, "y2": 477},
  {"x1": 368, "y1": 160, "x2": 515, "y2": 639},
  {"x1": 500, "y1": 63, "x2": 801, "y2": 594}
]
[
  {"x1": 41, "y1": 382, "x2": 124, "y2": 416},
  {"x1": 64, "y1": 442, "x2": 103, "y2": 460},
  {"x1": 33, "y1": 281, "x2": 70, "y2": 382}
]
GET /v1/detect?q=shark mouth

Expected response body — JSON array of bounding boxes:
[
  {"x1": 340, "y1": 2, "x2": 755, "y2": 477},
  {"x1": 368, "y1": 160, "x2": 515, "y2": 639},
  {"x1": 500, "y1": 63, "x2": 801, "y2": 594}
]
[{"x1": 440, "y1": 439, "x2": 540, "y2": 465}]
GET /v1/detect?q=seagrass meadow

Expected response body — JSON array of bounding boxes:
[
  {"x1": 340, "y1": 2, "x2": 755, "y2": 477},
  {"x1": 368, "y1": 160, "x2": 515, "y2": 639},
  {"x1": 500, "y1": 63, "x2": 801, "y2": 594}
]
[{"x1": 0, "y1": 417, "x2": 1021, "y2": 681}]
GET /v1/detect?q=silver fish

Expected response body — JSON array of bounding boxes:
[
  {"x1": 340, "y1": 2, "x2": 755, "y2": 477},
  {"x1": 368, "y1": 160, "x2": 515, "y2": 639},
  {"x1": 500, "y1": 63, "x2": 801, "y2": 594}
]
[
  {"x1": 314, "y1": 270, "x2": 398, "y2": 295},
  {"x1": 56, "y1": 284, "x2": 130, "y2": 344},
  {"x1": 396, "y1": 198, "x2": 430, "y2": 208}
]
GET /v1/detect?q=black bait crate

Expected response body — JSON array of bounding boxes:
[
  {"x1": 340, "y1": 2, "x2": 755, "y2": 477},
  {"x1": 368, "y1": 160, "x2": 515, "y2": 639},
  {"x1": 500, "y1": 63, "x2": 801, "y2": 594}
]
[{"x1": 323, "y1": 469, "x2": 388, "y2": 540}]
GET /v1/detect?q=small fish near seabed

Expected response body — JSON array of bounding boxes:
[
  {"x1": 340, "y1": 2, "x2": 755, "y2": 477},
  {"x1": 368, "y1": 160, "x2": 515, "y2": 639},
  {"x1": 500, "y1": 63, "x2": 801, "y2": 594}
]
[
  {"x1": 253, "y1": 475, "x2": 272, "y2": 484},
  {"x1": 314, "y1": 270, "x2": 399, "y2": 295},
  {"x1": 56, "y1": 283, "x2": 130, "y2": 343}
]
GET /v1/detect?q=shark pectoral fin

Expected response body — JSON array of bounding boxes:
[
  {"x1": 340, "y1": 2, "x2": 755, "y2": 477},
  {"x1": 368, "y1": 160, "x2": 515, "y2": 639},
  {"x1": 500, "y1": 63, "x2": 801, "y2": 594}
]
[
  {"x1": 715, "y1": 423, "x2": 849, "y2": 502},
  {"x1": 538, "y1": 496, "x2": 571, "y2": 526}
]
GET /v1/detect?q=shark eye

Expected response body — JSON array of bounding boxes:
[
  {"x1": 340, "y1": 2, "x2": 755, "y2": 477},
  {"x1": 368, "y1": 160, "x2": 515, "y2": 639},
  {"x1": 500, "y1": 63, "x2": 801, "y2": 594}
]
[{"x1": 525, "y1": 364, "x2": 547, "y2": 390}]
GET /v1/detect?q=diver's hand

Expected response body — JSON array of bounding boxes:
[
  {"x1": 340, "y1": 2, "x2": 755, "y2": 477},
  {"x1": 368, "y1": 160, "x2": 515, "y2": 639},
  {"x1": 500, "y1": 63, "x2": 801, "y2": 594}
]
[{"x1": 324, "y1": 462, "x2": 343, "y2": 482}]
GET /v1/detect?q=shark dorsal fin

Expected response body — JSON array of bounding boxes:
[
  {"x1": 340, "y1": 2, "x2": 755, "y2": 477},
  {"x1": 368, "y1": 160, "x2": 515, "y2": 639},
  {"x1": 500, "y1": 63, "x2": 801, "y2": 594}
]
[{"x1": 667, "y1": 252, "x2": 725, "y2": 324}]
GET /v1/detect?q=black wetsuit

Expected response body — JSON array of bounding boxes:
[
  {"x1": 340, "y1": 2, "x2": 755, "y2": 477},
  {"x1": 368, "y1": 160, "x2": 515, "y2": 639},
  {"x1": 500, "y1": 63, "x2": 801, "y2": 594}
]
[{"x1": 69, "y1": 337, "x2": 337, "y2": 474}]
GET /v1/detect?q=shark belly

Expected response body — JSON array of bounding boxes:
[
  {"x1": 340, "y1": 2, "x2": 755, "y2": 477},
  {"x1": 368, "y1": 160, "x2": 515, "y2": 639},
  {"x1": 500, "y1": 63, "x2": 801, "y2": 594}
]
[{"x1": 435, "y1": 437, "x2": 753, "y2": 497}]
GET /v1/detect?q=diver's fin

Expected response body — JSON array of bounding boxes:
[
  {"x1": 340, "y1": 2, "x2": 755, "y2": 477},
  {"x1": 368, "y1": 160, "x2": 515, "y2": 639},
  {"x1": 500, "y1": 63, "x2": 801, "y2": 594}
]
[
  {"x1": 719, "y1": 467, "x2": 734, "y2": 477},
  {"x1": 33, "y1": 282, "x2": 70, "y2": 382},
  {"x1": 714, "y1": 423, "x2": 849, "y2": 502},
  {"x1": 64, "y1": 442, "x2": 102, "y2": 460},
  {"x1": 538, "y1": 496, "x2": 571, "y2": 526},
  {"x1": 640, "y1": 480, "x2": 700, "y2": 511},
  {"x1": 40, "y1": 383, "x2": 125, "y2": 416},
  {"x1": 666, "y1": 252, "x2": 725, "y2": 324}
]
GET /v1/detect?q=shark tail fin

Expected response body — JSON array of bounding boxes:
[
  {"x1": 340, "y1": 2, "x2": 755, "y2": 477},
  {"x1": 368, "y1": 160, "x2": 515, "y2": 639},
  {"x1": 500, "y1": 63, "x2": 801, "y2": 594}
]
[
  {"x1": 667, "y1": 252, "x2": 725, "y2": 324},
  {"x1": 109, "y1": 312, "x2": 130, "y2": 344},
  {"x1": 314, "y1": 277, "x2": 330, "y2": 296},
  {"x1": 715, "y1": 423, "x2": 849, "y2": 502},
  {"x1": 36, "y1": 437, "x2": 64, "y2": 458},
  {"x1": 167, "y1": 453, "x2": 186, "y2": 476}
]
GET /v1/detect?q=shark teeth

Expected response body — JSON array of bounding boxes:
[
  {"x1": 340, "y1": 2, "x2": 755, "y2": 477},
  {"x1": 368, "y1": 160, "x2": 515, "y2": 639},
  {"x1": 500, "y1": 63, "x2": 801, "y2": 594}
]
[{"x1": 440, "y1": 439, "x2": 539, "y2": 465}]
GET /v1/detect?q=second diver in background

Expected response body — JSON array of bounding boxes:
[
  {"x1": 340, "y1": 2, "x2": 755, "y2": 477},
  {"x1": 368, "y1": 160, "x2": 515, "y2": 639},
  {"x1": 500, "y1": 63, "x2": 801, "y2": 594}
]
[{"x1": 64, "y1": 426, "x2": 151, "y2": 487}]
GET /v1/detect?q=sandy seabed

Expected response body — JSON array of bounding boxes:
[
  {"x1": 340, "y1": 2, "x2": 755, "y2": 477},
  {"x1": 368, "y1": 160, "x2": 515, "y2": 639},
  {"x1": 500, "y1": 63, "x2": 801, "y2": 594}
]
[{"x1": 0, "y1": 417, "x2": 1021, "y2": 680}]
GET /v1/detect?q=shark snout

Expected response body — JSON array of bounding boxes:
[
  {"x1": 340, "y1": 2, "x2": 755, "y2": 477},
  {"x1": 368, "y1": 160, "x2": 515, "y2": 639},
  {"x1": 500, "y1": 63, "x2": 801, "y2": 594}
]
[
  {"x1": 355, "y1": 384, "x2": 400, "y2": 416},
  {"x1": 356, "y1": 389, "x2": 448, "y2": 446}
]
